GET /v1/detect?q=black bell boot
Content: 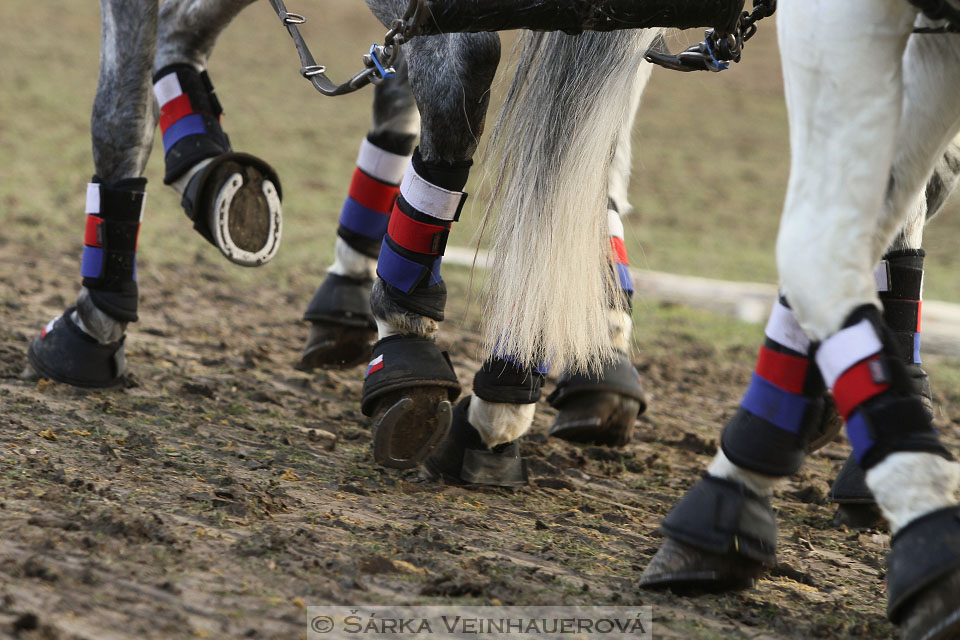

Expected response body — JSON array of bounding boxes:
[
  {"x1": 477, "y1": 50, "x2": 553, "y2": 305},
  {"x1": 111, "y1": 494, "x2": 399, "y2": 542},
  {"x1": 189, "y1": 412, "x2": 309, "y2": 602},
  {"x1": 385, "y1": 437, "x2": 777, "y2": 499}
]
[{"x1": 424, "y1": 397, "x2": 527, "y2": 488}]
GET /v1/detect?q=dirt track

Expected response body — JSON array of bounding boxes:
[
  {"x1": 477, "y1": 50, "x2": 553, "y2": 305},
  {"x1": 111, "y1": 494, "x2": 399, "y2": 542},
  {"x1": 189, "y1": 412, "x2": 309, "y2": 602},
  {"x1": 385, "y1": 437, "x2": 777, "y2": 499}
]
[{"x1": 3, "y1": 259, "x2": 958, "y2": 639}]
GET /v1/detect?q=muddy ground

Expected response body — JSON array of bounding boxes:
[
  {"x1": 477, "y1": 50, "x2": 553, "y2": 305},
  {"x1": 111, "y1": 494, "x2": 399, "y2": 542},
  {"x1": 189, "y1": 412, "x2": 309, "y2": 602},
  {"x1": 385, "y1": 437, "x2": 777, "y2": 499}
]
[{"x1": 3, "y1": 258, "x2": 958, "y2": 639}]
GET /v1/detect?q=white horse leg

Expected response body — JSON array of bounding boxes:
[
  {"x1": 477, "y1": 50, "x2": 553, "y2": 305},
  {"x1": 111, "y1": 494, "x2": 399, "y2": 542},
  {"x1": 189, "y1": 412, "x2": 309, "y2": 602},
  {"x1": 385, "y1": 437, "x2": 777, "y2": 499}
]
[
  {"x1": 467, "y1": 398, "x2": 537, "y2": 448},
  {"x1": 851, "y1": 23, "x2": 960, "y2": 536},
  {"x1": 777, "y1": 4, "x2": 960, "y2": 633},
  {"x1": 776, "y1": 0, "x2": 915, "y2": 339},
  {"x1": 299, "y1": 60, "x2": 420, "y2": 370},
  {"x1": 639, "y1": 296, "x2": 824, "y2": 589}
]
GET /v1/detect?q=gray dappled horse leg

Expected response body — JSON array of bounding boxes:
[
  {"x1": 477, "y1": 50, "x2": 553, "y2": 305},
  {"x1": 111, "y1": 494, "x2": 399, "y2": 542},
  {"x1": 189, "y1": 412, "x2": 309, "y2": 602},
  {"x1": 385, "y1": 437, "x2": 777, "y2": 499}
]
[
  {"x1": 298, "y1": 59, "x2": 419, "y2": 371},
  {"x1": 358, "y1": 11, "x2": 502, "y2": 468},
  {"x1": 24, "y1": 0, "x2": 157, "y2": 388},
  {"x1": 154, "y1": 0, "x2": 282, "y2": 267},
  {"x1": 25, "y1": 0, "x2": 267, "y2": 388}
]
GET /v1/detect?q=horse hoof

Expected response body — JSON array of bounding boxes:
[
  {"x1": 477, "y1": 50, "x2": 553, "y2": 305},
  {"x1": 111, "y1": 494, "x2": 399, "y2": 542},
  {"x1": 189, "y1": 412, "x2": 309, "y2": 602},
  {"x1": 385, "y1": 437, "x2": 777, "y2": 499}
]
[
  {"x1": 424, "y1": 397, "x2": 527, "y2": 487},
  {"x1": 26, "y1": 307, "x2": 126, "y2": 389},
  {"x1": 203, "y1": 160, "x2": 282, "y2": 266},
  {"x1": 371, "y1": 388, "x2": 453, "y2": 469},
  {"x1": 549, "y1": 392, "x2": 640, "y2": 447},
  {"x1": 833, "y1": 503, "x2": 885, "y2": 530},
  {"x1": 639, "y1": 537, "x2": 764, "y2": 594},
  {"x1": 899, "y1": 569, "x2": 960, "y2": 640},
  {"x1": 297, "y1": 322, "x2": 376, "y2": 371},
  {"x1": 179, "y1": 152, "x2": 283, "y2": 267},
  {"x1": 547, "y1": 350, "x2": 645, "y2": 447}
]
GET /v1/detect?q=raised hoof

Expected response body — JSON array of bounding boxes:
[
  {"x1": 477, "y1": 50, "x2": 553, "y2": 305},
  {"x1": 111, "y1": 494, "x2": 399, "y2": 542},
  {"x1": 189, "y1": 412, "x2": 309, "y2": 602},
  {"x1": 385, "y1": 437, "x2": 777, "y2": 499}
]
[
  {"x1": 371, "y1": 387, "x2": 452, "y2": 469},
  {"x1": 549, "y1": 392, "x2": 640, "y2": 447},
  {"x1": 200, "y1": 159, "x2": 281, "y2": 267},
  {"x1": 899, "y1": 569, "x2": 960, "y2": 640},
  {"x1": 834, "y1": 503, "x2": 885, "y2": 530},
  {"x1": 297, "y1": 322, "x2": 376, "y2": 371},
  {"x1": 639, "y1": 538, "x2": 764, "y2": 594}
]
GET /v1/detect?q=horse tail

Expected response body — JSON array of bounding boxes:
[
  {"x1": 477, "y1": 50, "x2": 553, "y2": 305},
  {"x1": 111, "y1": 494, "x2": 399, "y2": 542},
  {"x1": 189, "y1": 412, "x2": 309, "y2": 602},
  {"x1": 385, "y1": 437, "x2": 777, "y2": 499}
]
[{"x1": 481, "y1": 28, "x2": 660, "y2": 374}]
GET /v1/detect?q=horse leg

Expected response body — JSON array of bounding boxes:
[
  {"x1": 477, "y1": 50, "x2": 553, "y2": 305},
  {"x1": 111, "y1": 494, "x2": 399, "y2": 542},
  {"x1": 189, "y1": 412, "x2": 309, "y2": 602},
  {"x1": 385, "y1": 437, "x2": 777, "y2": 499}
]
[
  {"x1": 649, "y1": 3, "x2": 960, "y2": 635},
  {"x1": 548, "y1": 205, "x2": 648, "y2": 447},
  {"x1": 154, "y1": 0, "x2": 282, "y2": 267},
  {"x1": 642, "y1": 0, "x2": 948, "y2": 599},
  {"x1": 847, "y1": 20, "x2": 960, "y2": 637},
  {"x1": 828, "y1": 192, "x2": 940, "y2": 529},
  {"x1": 298, "y1": 59, "x2": 419, "y2": 370},
  {"x1": 546, "y1": 63, "x2": 650, "y2": 447},
  {"x1": 25, "y1": 0, "x2": 157, "y2": 388},
  {"x1": 358, "y1": 21, "x2": 501, "y2": 469},
  {"x1": 638, "y1": 294, "x2": 820, "y2": 590},
  {"x1": 422, "y1": 33, "x2": 660, "y2": 482}
]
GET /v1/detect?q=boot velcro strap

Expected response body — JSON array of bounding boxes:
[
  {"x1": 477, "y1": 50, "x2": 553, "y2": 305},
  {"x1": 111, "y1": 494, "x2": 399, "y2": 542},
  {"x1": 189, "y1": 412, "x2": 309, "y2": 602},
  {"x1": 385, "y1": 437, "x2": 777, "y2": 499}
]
[
  {"x1": 661, "y1": 474, "x2": 777, "y2": 565},
  {"x1": 887, "y1": 505, "x2": 960, "y2": 622},
  {"x1": 388, "y1": 203, "x2": 451, "y2": 256},
  {"x1": 473, "y1": 356, "x2": 546, "y2": 404},
  {"x1": 302, "y1": 273, "x2": 375, "y2": 328}
]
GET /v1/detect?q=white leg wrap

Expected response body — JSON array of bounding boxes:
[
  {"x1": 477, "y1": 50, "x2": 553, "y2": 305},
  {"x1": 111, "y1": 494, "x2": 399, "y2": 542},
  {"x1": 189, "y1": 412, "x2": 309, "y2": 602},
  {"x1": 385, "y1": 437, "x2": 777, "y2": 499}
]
[
  {"x1": 328, "y1": 237, "x2": 377, "y2": 280},
  {"x1": 468, "y1": 397, "x2": 536, "y2": 448},
  {"x1": 707, "y1": 450, "x2": 781, "y2": 498},
  {"x1": 608, "y1": 308, "x2": 633, "y2": 353},
  {"x1": 866, "y1": 452, "x2": 960, "y2": 534}
]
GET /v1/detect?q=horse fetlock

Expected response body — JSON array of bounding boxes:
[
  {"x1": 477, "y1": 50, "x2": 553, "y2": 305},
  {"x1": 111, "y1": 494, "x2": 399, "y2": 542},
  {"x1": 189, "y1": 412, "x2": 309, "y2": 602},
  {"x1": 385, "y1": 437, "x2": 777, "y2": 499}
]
[
  {"x1": 77, "y1": 289, "x2": 127, "y2": 344},
  {"x1": 467, "y1": 397, "x2": 536, "y2": 449},
  {"x1": 371, "y1": 278, "x2": 439, "y2": 340},
  {"x1": 867, "y1": 452, "x2": 960, "y2": 535}
]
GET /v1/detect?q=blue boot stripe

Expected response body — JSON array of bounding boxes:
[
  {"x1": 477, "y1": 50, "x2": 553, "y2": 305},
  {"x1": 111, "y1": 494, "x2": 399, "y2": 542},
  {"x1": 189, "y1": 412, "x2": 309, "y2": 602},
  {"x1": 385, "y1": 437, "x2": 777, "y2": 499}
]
[
  {"x1": 740, "y1": 372, "x2": 810, "y2": 434},
  {"x1": 339, "y1": 197, "x2": 390, "y2": 241}
]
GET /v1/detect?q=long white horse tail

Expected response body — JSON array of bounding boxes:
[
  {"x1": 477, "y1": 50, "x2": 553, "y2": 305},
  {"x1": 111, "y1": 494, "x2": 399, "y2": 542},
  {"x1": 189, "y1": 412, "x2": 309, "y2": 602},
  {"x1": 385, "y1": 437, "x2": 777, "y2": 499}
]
[{"x1": 481, "y1": 29, "x2": 660, "y2": 374}]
